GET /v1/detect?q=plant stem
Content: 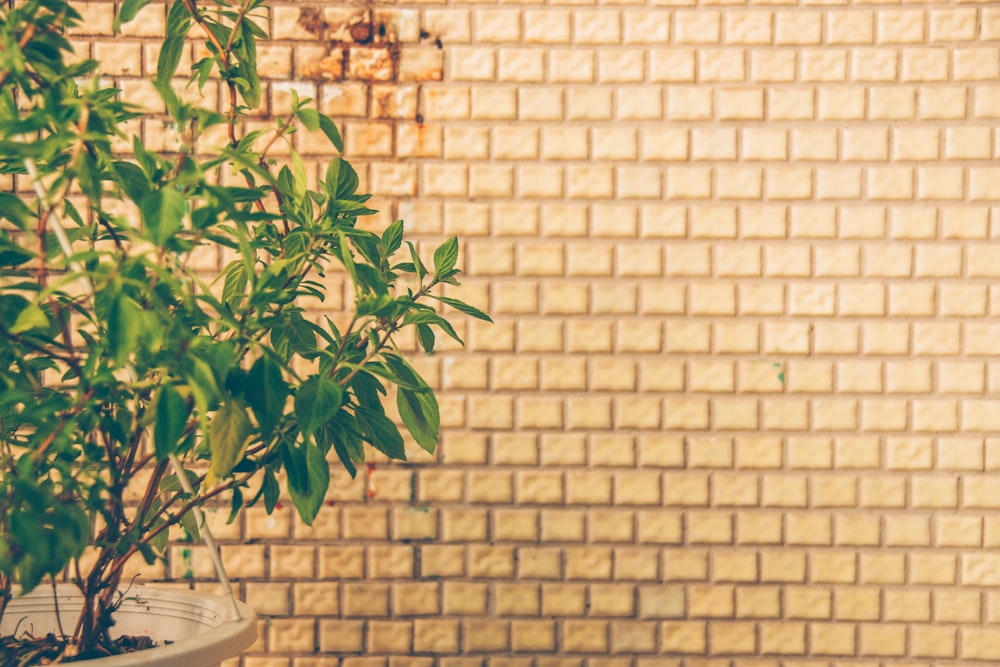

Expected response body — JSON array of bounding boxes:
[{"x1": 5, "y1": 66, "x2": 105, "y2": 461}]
[
  {"x1": 51, "y1": 576, "x2": 66, "y2": 638},
  {"x1": 134, "y1": 458, "x2": 170, "y2": 529},
  {"x1": 29, "y1": 388, "x2": 94, "y2": 464},
  {"x1": 334, "y1": 283, "x2": 437, "y2": 387},
  {"x1": 181, "y1": 0, "x2": 279, "y2": 223},
  {"x1": 180, "y1": 0, "x2": 237, "y2": 146}
]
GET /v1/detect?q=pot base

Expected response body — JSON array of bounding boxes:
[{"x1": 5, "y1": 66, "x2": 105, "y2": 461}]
[{"x1": 1, "y1": 585, "x2": 256, "y2": 667}]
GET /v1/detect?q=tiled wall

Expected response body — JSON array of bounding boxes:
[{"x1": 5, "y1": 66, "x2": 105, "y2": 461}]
[{"x1": 71, "y1": 0, "x2": 1000, "y2": 664}]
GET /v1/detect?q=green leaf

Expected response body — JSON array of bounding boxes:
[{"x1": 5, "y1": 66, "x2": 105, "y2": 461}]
[
  {"x1": 406, "y1": 241, "x2": 426, "y2": 282},
  {"x1": 114, "y1": 0, "x2": 152, "y2": 33},
  {"x1": 324, "y1": 158, "x2": 341, "y2": 196},
  {"x1": 157, "y1": 0, "x2": 191, "y2": 84},
  {"x1": 113, "y1": 160, "x2": 151, "y2": 202},
  {"x1": 149, "y1": 521, "x2": 170, "y2": 554},
  {"x1": 431, "y1": 295, "x2": 493, "y2": 322},
  {"x1": 133, "y1": 136, "x2": 160, "y2": 178},
  {"x1": 270, "y1": 326, "x2": 291, "y2": 364},
  {"x1": 227, "y1": 487, "x2": 244, "y2": 524},
  {"x1": 0, "y1": 193, "x2": 36, "y2": 230},
  {"x1": 246, "y1": 356, "x2": 288, "y2": 436},
  {"x1": 141, "y1": 187, "x2": 185, "y2": 244},
  {"x1": 336, "y1": 231, "x2": 359, "y2": 284},
  {"x1": 283, "y1": 441, "x2": 329, "y2": 525},
  {"x1": 75, "y1": 151, "x2": 103, "y2": 202},
  {"x1": 318, "y1": 114, "x2": 344, "y2": 152},
  {"x1": 10, "y1": 514, "x2": 45, "y2": 592},
  {"x1": 201, "y1": 340, "x2": 239, "y2": 387},
  {"x1": 208, "y1": 398, "x2": 252, "y2": 479},
  {"x1": 9, "y1": 302, "x2": 48, "y2": 334},
  {"x1": 179, "y1": 507, "x2": 201, "y2": 541},
  {"x1": 436, "y1": 269, "x2": 462, "y2": 286},
  {"x1": 403, "y1": 310, "x2": 464, "y2": 346},
  {"x1": 108, "y1": 295, "x2": 141, "y2": 365},
  {"x1": 379, "y1": 220, "x2": 404, "y2": 259},
  {"x1": 286, "y1": 311, "x2": 318, "y2": 356},
  {"x1": 294, "y1": 376, "x2": 342, "y2": 439},
  {"x1": 295, "y1": 107, "x2": 320, "y2": 132},
  {"x1": 330, "y1": 198, "x2": 373, "y2": 214},
  {"x1": 63, "y1": 200, "x2": 84, "y2": 227},
  {"x1": 16, "y1": 559, "x2": 44, "y2": 594},
  {"x1": 360, "y1": 361, "x2": 423, "y2": 391},
  {"x1": 354, "y1": 264, "x2": 387, "y2": 296},
  {"x1": 242, "y1": 16, "x2": 269, "y2": 39},
  {"x1": 415, "y1": 323, "x2": 435, "y2": 354},
  {"x1": 194, "y1": 57, "x2": 215, "y2": 92},
  {"x1": 8, "y1": 495, "x2": 88, "y2": 594},
  {"x1": 167, "y1": 1, "x2": 195, "y2": 38},
  {"x1": 186, "y1": 356, "x2": 221, "y2": 416},
  {"x1": 355, "y1": 406, "x2": 405, "y2": 460},
  {"x1": 0, "y1": 295, "x2": 34, "y2": 329},
  {"x1": 221, "y1": 260, "x2": 248, "y2": 309},
  {"x1": 398, "y1": 387, "x2": 440, "y2": 454},
  {"x1": 153, "y1": 385, "x2": 190, "y2": 460},
  {"x1": 330, "y1": 414, "x2": 362, "y2": 478},
  {"x1": 276, "y1": 165, "x2": 296, "y2": 199},
  {"x1": 156, "y1": 15, "x2": 191, "y2": 85},
  {"x1": 53, "y1": 505, "x2": 90, "y2": 565},
  {"x1": 335, "y1": 159, "x2": 360, "y2": 199},
  {"x1": 351, "y1": 370, "x2": 387, "y2": 405},
  {"x1": 236, "y1": 20, "x2": 261, "y2": 108},
  {"x1": 351, "y1": 231, "x2": 380, "y2": 267},
  {"x1": 262, "y1": 468, "x2": 280, "y2": 513},
  {"x1": 0, "y1": 243, "x2": 34, "y2": 267},
  {"x1": 433, "y1": 237, "x2": 459, "y2": 278}
]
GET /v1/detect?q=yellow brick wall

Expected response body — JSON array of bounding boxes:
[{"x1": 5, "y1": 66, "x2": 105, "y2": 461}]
[{"x1": 70, "y1": 0, "x2": 1000, "y2": 664}]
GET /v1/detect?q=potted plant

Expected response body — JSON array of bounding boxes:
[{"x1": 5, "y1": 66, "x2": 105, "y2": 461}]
[{"x1": 0, "y1": 0, "x2": 486, "y2": 662}]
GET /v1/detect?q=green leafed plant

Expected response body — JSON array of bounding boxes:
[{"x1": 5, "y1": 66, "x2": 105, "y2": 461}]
[{"x1": 0, "y1": 0, "x2": 489, "y2": 659}]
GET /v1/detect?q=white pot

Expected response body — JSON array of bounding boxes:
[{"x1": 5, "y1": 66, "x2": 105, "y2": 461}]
[{"x1": 1, "y1": 584, "x2": 257, "y2": 666}]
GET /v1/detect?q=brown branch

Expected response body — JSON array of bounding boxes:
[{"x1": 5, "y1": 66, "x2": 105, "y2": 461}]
[
  {"x1": 134, "y1": 458, "x2": 171, "y2": 530},
  {"x1": 114, "y1": 470, "x2": 252, "y2": 569},
  {"x1": 101, "y1": 425, "x2": 120, "y2": 481},
  {"x1": 94, "y1": 211, "x2": 124, "y2": 251},
  {"x1": 333, "y1": 281, "x2": 437, "y2": 387},
  {"x1": 180, "y1": 0, "x2": 240, "y2": 147},
  {"x1": 179, "y1": 0, "x2": 294, "y2": 225},
  {"x1": 329, "y1": 314, "x2": 360, "y2": 367},
  {"x1": 223, "y1": 0, "x2": 254, "y2": 53},
  {"x1": 120, "y1": 402, "x2": 148, "y2": 477},
  {"x1": 336, "y1": 327, "x2": 395, "y2": 388},
  {"x1": 256, "y1": 116, "x2": 296, "y2": 160},
  {"x1": 29, "y1": 388, "x2": 94, "y2": 464},
  {"x1": 0, "y1": 320, "x2": 78, "y2": 366},
  {"x1": 33, "y1": 112, "x2": 90, "y2": 360}
]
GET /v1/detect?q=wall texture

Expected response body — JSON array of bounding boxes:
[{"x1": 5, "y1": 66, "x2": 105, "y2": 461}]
[{"x1": 69, "y1": 0, "x2": 1000, "y2": 664}]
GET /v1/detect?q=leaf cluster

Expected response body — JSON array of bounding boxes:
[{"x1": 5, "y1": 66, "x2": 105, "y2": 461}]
[{"x1": 0, "y1": 0, "x2": 488, "y2": 654}]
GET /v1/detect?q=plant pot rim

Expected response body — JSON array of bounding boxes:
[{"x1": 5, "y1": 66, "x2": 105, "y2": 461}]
[{"x1": 4, "y1": 584, "x2": 257, "y2": 667}]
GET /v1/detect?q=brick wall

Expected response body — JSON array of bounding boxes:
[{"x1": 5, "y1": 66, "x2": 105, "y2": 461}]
[{"x1": 71, "y1": 0, "x2": 1000, "y2": 665}]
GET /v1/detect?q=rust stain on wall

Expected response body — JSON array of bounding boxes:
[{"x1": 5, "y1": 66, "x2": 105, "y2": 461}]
[
  {"x1": 295, "y1": 6, "x2": 442, "y2": 83},
  {"x1": 290, "y1": 4, "x2": 444, "y2": 125}
]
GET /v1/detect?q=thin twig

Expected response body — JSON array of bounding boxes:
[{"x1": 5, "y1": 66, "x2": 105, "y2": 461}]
[{"x1": 51, "y1": 577, "x2": 66, "y2": 639}]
